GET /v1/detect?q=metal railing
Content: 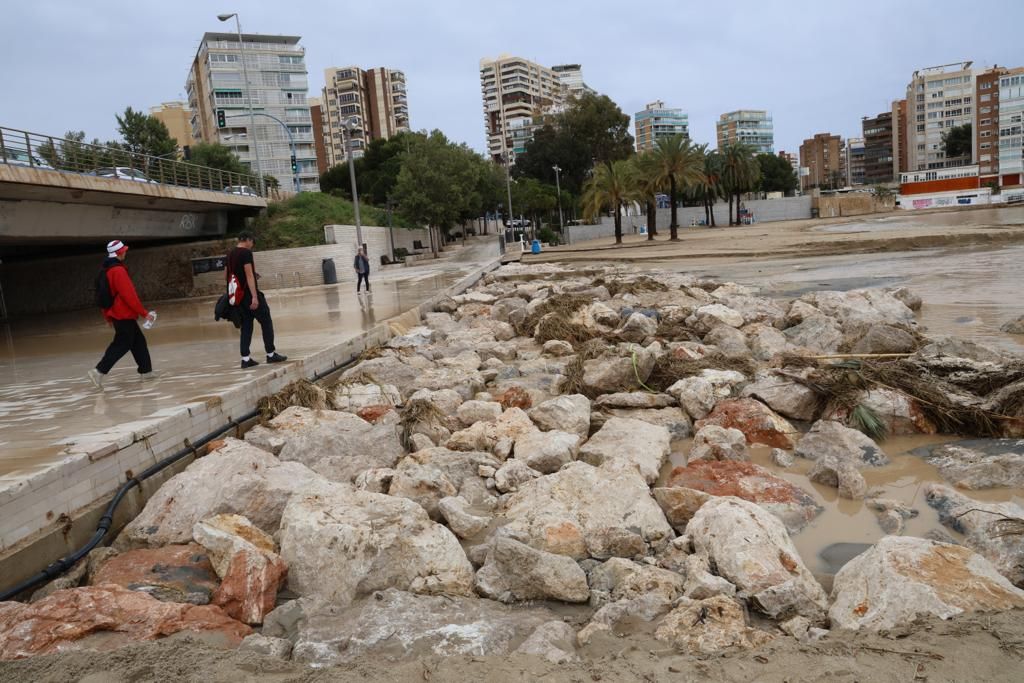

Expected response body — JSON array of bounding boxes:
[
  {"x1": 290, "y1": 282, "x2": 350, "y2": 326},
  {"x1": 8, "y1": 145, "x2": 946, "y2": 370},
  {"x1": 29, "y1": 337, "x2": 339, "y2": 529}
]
[{"x1": 0, "y1": 125, "x2": 265, "y2": 197}]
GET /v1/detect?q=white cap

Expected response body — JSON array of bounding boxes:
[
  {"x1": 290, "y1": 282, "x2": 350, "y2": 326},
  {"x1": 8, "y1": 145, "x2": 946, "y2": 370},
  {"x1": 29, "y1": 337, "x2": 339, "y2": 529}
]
[{"x1": 106, "y1": 239, "x2": 127, "y2": 256}]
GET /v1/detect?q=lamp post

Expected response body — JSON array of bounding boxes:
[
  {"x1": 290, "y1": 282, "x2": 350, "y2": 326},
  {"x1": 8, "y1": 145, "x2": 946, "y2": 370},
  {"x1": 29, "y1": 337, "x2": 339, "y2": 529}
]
[
  {"x1": 552, "y1": 164, "x2": 564, "y2": 232},
  {"x1": 341, "y1": 117, "x2": 363, "y2": 251},
  {"x1": 217, "y1": 13, "x2": 264, "y2": 197},
  {"x1": 225, "y1": 112, "x2": 299, "y2": 193},
  {"x1": 503, "y1": 151, "x2": 514, "y2": 240}
]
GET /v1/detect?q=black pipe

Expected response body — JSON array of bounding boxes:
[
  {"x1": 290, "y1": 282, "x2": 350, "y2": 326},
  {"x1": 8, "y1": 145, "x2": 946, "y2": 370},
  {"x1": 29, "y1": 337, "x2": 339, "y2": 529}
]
[{"x1": 0, "y1": 354, "x2": 357, "y2": 602}]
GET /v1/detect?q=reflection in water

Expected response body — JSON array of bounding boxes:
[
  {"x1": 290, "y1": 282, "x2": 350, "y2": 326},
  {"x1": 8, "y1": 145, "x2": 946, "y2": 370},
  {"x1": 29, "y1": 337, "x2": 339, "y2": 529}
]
[{"x1": 324, "y1": 287, "x2": 341, "y2": 323}]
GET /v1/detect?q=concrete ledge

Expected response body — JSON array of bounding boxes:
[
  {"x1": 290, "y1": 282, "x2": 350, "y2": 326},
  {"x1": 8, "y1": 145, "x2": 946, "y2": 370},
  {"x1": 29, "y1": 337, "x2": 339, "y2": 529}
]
[{"x1": 0, "y1": 256, "x2": 501, "y2": 595}]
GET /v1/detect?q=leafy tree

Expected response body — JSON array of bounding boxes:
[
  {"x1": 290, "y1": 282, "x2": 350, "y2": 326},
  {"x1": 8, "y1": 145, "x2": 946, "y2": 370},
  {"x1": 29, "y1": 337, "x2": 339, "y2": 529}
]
[
  {"x1": 689, "y1": 146, "x2": 724, "y2": 227},
  {"x1": 652, "y1": 135, "x2": 705, "y2": 239},
  {"x1": 756, "y1": 153, "x2": 798, "y2": 194},
  {"x1": 563, "y1": 93, "x2": 634, "y2": 165},
  {"x1": 582, "y1": 160, "x2": 635, "y2": 245},
  {"x1": 263, "y1": 174, "x2": 280, "y2": 189},
  {"x1": 319, "y1": 164, "x2": 351, "y2": 196},
  {"x1": 721, "y1": 143, "x2": 761, "y2": 225},
  {"x1": 189, "y1": 142, "x2": 246, "y2": 174},
  {"x1": 942, "y1": 123, "x2": 972, "y2": 160},
  {"x1": 630, "y1": 153, "x2": 662, "y2": 240},
  {"x1": 115, "y1": 107, "x2": 177, "y2": 159},
  {"x1": 511, "y1": 177, "x2": 557, "y2": 232},
  {"x1": 513, "y1": 122, "x2": 592, "y2": 196},
  {"x1": 37, "y1": 130, "x2": 120, "y2": 171}
]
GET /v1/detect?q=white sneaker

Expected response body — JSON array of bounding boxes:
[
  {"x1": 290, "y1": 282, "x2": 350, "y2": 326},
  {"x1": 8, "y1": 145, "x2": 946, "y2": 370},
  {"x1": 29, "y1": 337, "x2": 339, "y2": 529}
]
[
  {"x1": 87, "y1": 368, "x2": 105, "y2": 390},
  {"x1": 139, "y1": 371, "x2": 159, "y2": 382}
]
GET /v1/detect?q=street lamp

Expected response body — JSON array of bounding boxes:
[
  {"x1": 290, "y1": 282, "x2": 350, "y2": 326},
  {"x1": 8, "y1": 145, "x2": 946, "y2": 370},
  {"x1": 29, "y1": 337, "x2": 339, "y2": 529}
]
[
  {"x1": 552, "y1": 164, "x2": 564, "y2": 232},
  {"x1": 341, "y1": 116, "x2": 363, "y2": 251},
  {"x1": 217, "y1": 12, "x2": 264, "y2": 196},
  {"x1": 503, "y1": 150, "x2": 514, "y2": 239}
]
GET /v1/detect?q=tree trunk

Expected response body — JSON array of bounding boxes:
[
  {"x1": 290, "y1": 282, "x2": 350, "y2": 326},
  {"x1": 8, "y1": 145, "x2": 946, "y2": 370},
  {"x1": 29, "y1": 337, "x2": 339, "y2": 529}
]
[
  {"x1": 728, "y1": 195, "x2": 734, "y2": 226},
  {"x1": 710, "y1": 196, "x2": 717, "y2": 227},
  {"x1": 703, "y1": 198, "x2": 710, "y2": 226},
  {"x1": 614, "y1": 204, "x2": 622, "y2": 244},
  {"x1": 646, "y1": 199, "x2": 656, "y2": 240},
  {"x1": 735, "y1": 192, "x2": 742, "y2": 225},
  {"x1": 669, "y1": 176, "x2": 679, "y2": 240}
]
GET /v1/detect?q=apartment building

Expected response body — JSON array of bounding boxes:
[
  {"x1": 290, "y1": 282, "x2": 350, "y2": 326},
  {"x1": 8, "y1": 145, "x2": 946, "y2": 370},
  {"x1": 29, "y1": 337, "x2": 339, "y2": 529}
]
[
  {"x1": 634, "y1": 101, "x2": 689, "y2": 152},
  {"x1": 320, "y1": 66, "x2": 410, "y2": 167},
  {"x1": 716, "y1": 110, "x2": 774, "y2": 154},
  {"x1": 149, "y1": 101, "x2": 192, "y2": 152},
  {"x1": 480, "y1": 55, "x2": 567, "y2": 164},
  {"x1": 308, "y1": 97, "x2": 329, "y2": 175},
  {"x1": 799, "y1": 133, "x2": 844, "y2": 191},
  {"x1": 551, "y1": 64, "x2": 595, "y2": 99},
  {"x1": 904, "y1": 62, "x2": 975, "y2": 172},
  {"x1": 186, "y1": 32, "x2": 319, "y2": 191},
  {"x1": 892, "y1": 98, "x2": 908, "y2": 179},
  {"x1": 1000, "y1": 70, "x2": 1024, "y2": 187},
  {"x1": 778, "y1": 150, "x2": 800, "y2": 179},
  {"x1": 846, "y1": 137, "x2": 866, "y2": 186},
  {"x1": 862, "y1": 111, "x2": 894, "y2": 185}
]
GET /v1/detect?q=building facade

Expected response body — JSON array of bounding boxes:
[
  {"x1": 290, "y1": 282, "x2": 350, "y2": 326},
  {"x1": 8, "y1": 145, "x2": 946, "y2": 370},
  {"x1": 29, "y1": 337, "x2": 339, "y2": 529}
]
[
  {"x1": 320, "y1": 66, "x2": 410, "y2": 167},
  {"x1": 308, "y1": 97, "x2": 329, "y2": 175},
  {"x1": 777, "y1": 150, "x2": 800, "y2": 179},
  {"x1": 716, "y1": 110, "x2": 774, "y2": 153},
  {"x1": 186, "y1": 32, "x2": 319, "y2": 191},
  {"x1": 904, "y1": 62, "x2": 975, "y2": 172},
  {"x1": 846, "y1": 137, "x2": 866, "y2": 186},
  {"x1": 149, "y1": 101, "x2": 192, "y2": 153},
  {"x1": 799, "y1": 133, "x2": 844, "y2": 191},
  {"x1": 1000, "y1": 70, "x2": 1024, "y2": 188},
  {"x1": 862, "y1": 111, "x2": 894, "y2": 185},
  {"x1": 634, "y1": 100, "x2": 689, "y2": 152},
  {"x1": 892, "y1": 99, "x2": 908, "y2": 179},
  {"x1": 480, "y1": 55, "x2": 567, "y2": 164},
  {"x1": 551, "y1": 64, "x2": 594, "y2": 99}
]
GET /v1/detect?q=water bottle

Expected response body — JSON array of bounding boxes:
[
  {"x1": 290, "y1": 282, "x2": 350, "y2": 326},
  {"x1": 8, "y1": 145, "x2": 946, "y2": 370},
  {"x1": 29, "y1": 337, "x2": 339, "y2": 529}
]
[{"x1": 142, "y1": 311, "x2": 157, "y2": 330}]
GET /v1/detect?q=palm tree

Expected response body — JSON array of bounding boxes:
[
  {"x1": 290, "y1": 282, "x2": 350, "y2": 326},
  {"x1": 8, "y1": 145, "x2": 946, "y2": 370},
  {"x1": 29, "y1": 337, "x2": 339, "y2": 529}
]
[
  {"x1": 688, "y1": 145, "x2": 723, "y2": 227},
  {"x1": 630, "y1": 153, "x2": 662, "y2": 240},
  {"x1": 582, "y1": 160, "x2": 635, "y2": 245},
  {"x1": 722, "y1": 143, "x2": 762, "y2": 226},
  {"x1": 652, "y1": 134, "x2": 704, "y2": 240}
]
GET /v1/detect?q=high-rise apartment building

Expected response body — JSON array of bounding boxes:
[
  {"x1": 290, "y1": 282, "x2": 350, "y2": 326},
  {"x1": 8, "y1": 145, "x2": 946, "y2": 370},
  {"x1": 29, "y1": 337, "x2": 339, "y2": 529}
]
[
  {"x1": 892, "y1": 99, "x2": 908, "y2": 178},
  {"x1": 634, "y1": 101, "x2": 689, "y2": 152},
  {"x1": 778, "y1": 150, "x2": 800, "y2": 179},
  {"x1": 846, "y1": 137, "x2": 866, "y2": 186},
  {"x1": 862, "y1": 111, "x2": 894, "y2": 185},
  {"x1": 799, "y1": 133, "x2": 844, "y2": 190},
  {"x1": 716, "y1": 110, "x2": 774, "y2": 154},
  {"x1": 976, "y1": 67, "x2": 1006, "y2": 182},
  {"x1": 999, "y1": 70, "x2": 1024, "y2": 187},
  {"x1": 480, "y1": 55, "x2": 567, "y2": 164},
  {"x1": 186, "y1": 32, "x2": 319, "y2": 191},
  {"x1": 308, "y1": 96, "x2": 329, "y2": 175},
  {"x1": 904, "y1": 62, "x2": 975, "y2": 172},
  {"x1": 551, "y1": 64, "x2": 595, "y2": 99},
  {"x1": 320, "y1": 66, "x2": 410, "y2": 167},
  {"x1": 149, "y1": 101, "x2": 192, "y2": 152}
]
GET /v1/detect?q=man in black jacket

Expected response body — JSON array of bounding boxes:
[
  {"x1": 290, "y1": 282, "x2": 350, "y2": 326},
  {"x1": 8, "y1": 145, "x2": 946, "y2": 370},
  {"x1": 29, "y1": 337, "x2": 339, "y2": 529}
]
[
  {"x1": 353, "y1": 247, "x2": 370, "y2": 294},
  {"x1": 226, "y1": 232, "x2": 288, "y2": 369}
]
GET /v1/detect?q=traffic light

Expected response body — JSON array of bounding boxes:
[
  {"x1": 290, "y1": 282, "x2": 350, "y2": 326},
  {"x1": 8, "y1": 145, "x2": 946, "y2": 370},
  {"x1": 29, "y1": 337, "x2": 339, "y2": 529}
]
[
  {"x1": 290, "y1": 154, "x2": 298, "y2": 174},
  {"x1": 216, "y1": 109, "x2": 226, "y2": 128}
]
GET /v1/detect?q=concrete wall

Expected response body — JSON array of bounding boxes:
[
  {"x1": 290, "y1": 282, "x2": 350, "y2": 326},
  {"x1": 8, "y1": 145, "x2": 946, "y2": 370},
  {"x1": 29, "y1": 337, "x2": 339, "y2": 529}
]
[
  {"x1": 565, "y1": 197, "x2": 812, "y2": 244},
  {"x1": 816, "y1": 194, "x2": 895, "y2": 217}
]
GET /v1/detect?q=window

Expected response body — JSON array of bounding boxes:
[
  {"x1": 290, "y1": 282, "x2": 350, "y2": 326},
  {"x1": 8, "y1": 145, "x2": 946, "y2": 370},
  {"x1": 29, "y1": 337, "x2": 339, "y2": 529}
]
[
  {"x1": 981, "y1": 131, "x2": 992, "y2": 137},
  {"x1": 981, "y1": 118, "x2": 992, "y2": 125},
  {"x1": 982, "y1": 107, "x2": 992, "y2": 114},
  {"x1": 279, "y1": 55, "x2": 303, "y2": 64},
  {"x1": 981, "y1": 142, "x2": 991, "y2": 149},
  {"x1": 209, "y1": 53, "x2": 239, "y2": 63},
  {"x1": 981, "y1": 82, "x2": 993, "y2": 90},
  {"x1": 916, "y1": 124, "x2": 925, "y2": 132},
  {"x1": 214, "y1": 90, "x2": 243, "y2": 101},
  {"x1": 981, "y1": 94, "x2": 991, "y2": 102}
]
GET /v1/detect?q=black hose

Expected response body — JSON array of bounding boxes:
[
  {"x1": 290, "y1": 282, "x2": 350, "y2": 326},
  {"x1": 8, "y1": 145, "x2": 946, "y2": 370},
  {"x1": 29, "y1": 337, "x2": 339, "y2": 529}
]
[{"x1": 0, "y1": 353, "x2": 357, "y2": 602}]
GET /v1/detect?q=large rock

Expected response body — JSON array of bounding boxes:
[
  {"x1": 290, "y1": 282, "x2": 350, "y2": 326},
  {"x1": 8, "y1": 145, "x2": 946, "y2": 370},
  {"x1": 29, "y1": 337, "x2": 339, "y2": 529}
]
[
  {"x1": 617, "y1": 311, "x2": 658, "y2": 342},
  {"x1": 445, "y1": 407, "x2": 538, "y2": 456},
  {"x1": 794, "y1": 420, "x2": 889, "y2": 467},
  {"x1": 666, "y1": 369, "x2": 746, "y2": 421},
  {"x1": 695, "y1": 398, "x2": 797, "y2": 449},
  {"x1": 456, "y1": 400, "x2": 503, "y2": 427},
  {"x1": 851, "y1": 324, "x2": 918, "y2": 355},
  {"x1": 283, "y1": 589, "x2": 555, "y2": 667},
  {"x1": 855, "y1": 388, "x2": 936, "y2": 435},
  {"x1": 332, "y1": 382, "x2": 401, "y2": 413},
  {"x1": 513, "y1": 429, "x2": 581, "y2": 474},
  {"x1": 829, "y1": 536, "x2": 1024, "y2": 631},
  {"x1": 925, "y1": 484, "x2": 1024, "y2": 586},
  {"x1": 89, "y1": 544, "x2": 218, "y2": 604},
  {"x1": 654, "y1": 595, "x2": 773, "y2": 655},
  {"x1": 387, "y1": 447, "x2": 499, "y2": 518},
  {"x1": 278, "y1": 480, "x2": 474, "y2": 604},
  {"x1": 922, "y1": 441, "x2": 1024, "y2": 489},
  {"x1": 475, "y1": 538, "x2": 589, "y2": 603},
  {"x1": 664, "y1": 460, "x2": 822, "y2": 533},
  {"x1": 746, "y1": 324, "x2": 794, "y2": 361},
  {"x1": 784, "y1": 315, "x2": 843, "y2": 354},
  {"x1": 515, "y1": 620, "x2": 579, "y2": 664},
  {"x1": 799, "y1": 290, "x2": 915, "y2": 334},
  {"x1": 704, "y1": 325, "x2": 750, "y2": 358},
  {"x1": 498, "y1": 461, "x2": 674, "y2": 560},
  {"x1": 578, "y1": 417, "x2": 671, "y2": 485},
  {"x1": 582, "y1": 346, "x2": 654, "y2": 394},
  {"x1": 494, "y1": 458, "x2": 541, "y2": 493},
  {"x1": 1001, "y1": 315, "x2": 1024, "y2": 335},
  {"x1": 340, "y1": 354, "x2": 428, "y2": 397},
  {"x1": 687, "y1": 498, "x2": 828, "y2": 621},
  {"x1": 438, "y1": 496, "x2": 492, "y2": 539},
  {"x1": 808, "y1": 457, "x2": 867, "y2": 499},
  {"x1": 687, "y1": 425, "x2": 748, "y2": 463},
  {"x1": 741, "y1": 372, "x2": 820, "y2": 422},
  {"x1": 593, "y1": 407, "x2": 692, "y2": 440},
  {"x1": 587, "y1": 557, "x2": 685, "y2": 605},
  {"x1": 0, "y1": 585, "x2": 250, "y2": 660},
  {"x1": 688, "y1": 304, "x2": 744, "y2": 332},
  {"x1": 116, "y1": 438, "x2": 321, "y2": 549},
  {"x1": 594, "y1": 392, "x2": 675, "y2": 409}
]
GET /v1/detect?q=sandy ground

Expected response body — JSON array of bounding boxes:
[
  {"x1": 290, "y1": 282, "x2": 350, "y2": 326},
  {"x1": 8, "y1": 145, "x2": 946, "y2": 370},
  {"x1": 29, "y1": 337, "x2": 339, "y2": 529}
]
[{"x1": 2, "y1": 608, "x2": 1022, "y2": 683}]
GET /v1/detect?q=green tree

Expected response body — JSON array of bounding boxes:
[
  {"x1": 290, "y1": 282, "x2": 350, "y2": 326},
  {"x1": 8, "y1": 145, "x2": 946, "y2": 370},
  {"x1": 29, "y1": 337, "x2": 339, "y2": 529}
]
[
  {"x1": 721, "y1": 143, "x2": 761, "y2": 225},
  {"x1": 756, "y1": 153, "x2": 798, "y2": 194},
  {"x1": 115, "y1": 107, "x2": 177, "y2": 159},
  {"x1": 189, "y1": 142, "x2": 246, "y2": 174},
  {"x1": 942, "y1": 123, "x2": 972, "y2": 160},
  {"x1": 689, "y1": 146, "x2": 724, "y2": 227},
  {"x1": 630, "y1": 153, "x2": 662, "y2": 240},
  {"x1": 319, "y1": 164, "x2": 351, "y2": 196},
  {"x1": 263, "y1": 174, "x2": 280, "y2": 189},
  {"x1": 652, "y1": 134, "x2": 704, "y2": 240},
  {"x1": 563, "y1": 92, "x2": 634, "y2": 164},
  {"x1": 582, "y1": 160, "x2": 635, "y2": 245},
  {"x1": 37, "y1": 130, "x2": 119, "y2": 171},
  {"x1": 513, "y1": 123, "x2": 591, "y2": 196}
]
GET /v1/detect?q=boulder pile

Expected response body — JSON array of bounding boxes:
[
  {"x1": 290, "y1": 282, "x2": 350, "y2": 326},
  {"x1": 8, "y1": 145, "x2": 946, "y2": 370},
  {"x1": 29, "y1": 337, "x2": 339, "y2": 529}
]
[{"x1": 4, "y1": 263, "x2": 1024, "y2": 665}]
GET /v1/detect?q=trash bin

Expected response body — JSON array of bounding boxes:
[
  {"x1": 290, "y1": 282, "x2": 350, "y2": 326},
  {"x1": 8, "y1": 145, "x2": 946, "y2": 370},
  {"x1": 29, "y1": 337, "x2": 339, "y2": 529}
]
[
  {"x1": 531, "y1": 239, "x2": 541, "y2": 254},
  {"x1": 321, "y1": 258, "x2": 337, "y2": 285}
]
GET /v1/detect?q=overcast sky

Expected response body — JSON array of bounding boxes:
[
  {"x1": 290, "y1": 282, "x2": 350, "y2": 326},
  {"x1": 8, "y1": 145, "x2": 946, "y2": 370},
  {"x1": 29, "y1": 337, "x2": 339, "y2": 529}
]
[{"x1": 3, "y1": 0, "x2": 1023, "y2": 155}]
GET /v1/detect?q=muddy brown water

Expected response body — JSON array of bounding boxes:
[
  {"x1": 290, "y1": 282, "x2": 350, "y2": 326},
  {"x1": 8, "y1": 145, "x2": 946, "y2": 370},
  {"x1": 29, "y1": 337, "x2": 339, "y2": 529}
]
[{"x1": 661, "y1": 436, "x2": 1024, "y2": 578}]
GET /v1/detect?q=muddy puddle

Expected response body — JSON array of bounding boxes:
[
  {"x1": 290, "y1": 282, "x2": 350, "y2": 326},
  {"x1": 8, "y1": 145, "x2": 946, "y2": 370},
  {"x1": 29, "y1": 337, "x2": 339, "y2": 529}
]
[
  {"x1": 660, "y1": 434, "x2": 1024, "y2": 578},
  {"x1": 811, "y1": 206, "x2": 1024, "y2": 234}
]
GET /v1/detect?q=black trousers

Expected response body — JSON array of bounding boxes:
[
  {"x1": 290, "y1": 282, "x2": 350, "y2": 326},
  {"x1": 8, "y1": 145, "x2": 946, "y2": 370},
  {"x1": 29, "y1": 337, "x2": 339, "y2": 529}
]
[
  {"x1": 356, "y1": 272, "x2": 370, "y2": 291},
  {"x1": 240, "y1": 292, "x2": 275, "y2": 357},
  {"x1": 96, "y1": 319, "x2": 152, "y2": 374}
]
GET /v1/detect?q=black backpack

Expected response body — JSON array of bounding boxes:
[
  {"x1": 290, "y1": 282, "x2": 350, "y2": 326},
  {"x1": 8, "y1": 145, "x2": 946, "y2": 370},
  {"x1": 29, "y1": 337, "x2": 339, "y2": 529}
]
[{"x1": 94, "y1": 264, "x2": 116, "y2": 309}]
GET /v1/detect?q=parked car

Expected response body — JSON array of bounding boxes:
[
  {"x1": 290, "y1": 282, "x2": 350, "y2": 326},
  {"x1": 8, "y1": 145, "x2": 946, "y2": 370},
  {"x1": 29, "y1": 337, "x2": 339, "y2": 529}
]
[
  {"x1": 88, "y1": 167, "x2": 154, "y2": 183},
  {"x1": 224, "y1": 185, "x2": 259, "y2": 197},
  {"x1": 1, "y1": 147, "x2": 54, "y2": 169},
  {"x1": 507, "y1": 218, "x2": 532, "y2": 228}
]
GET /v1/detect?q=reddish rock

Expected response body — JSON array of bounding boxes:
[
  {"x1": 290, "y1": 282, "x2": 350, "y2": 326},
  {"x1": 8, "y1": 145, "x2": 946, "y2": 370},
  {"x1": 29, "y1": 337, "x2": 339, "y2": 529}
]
[
  {"x1": 695, "y1": 398, "x2": 797, "y2": 449},
  {"x1": 90, "y1": 544, "x2": 219, "y2": 604},
  {"x1": 497, "y1": 386, "x2": 533, "y2": 410},
  {"x1": 357, "y1": 405, "x2": 396, "y2": 424},
  {"x1": 0, "y1": 585, "x2": 250, "y2": 660},
  {"x1": 213, "y1": 548, "x2": 288, "y2": 625},
  {"x1": 663, "y1": 460, "x2": 822, "y2": 533}
]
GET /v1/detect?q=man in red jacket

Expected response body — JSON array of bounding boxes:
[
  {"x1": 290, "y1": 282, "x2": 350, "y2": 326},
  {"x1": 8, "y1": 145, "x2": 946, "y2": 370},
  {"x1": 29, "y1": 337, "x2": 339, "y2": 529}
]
[{"x1": 88, "y1": 240, "x2": 154, "y2": 389}]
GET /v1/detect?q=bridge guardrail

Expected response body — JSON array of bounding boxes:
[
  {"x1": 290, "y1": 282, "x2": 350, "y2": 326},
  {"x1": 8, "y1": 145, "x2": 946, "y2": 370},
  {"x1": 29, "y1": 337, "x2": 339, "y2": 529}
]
[{"x1": 0, "y1": 126, "x2": 265, "y2": 198}]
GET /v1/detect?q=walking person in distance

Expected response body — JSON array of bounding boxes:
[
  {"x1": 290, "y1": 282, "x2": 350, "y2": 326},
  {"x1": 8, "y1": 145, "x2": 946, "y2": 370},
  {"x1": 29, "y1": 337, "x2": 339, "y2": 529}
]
[
  {"x1": 226, "y1": 232, "x2": 287, "y2": 369},
  {"x1": 88, "y1": 240, "x2": 156, "y2": 389},
  {"x1": 354, "y1": 246, "x2": 371, "y2": 295}
]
